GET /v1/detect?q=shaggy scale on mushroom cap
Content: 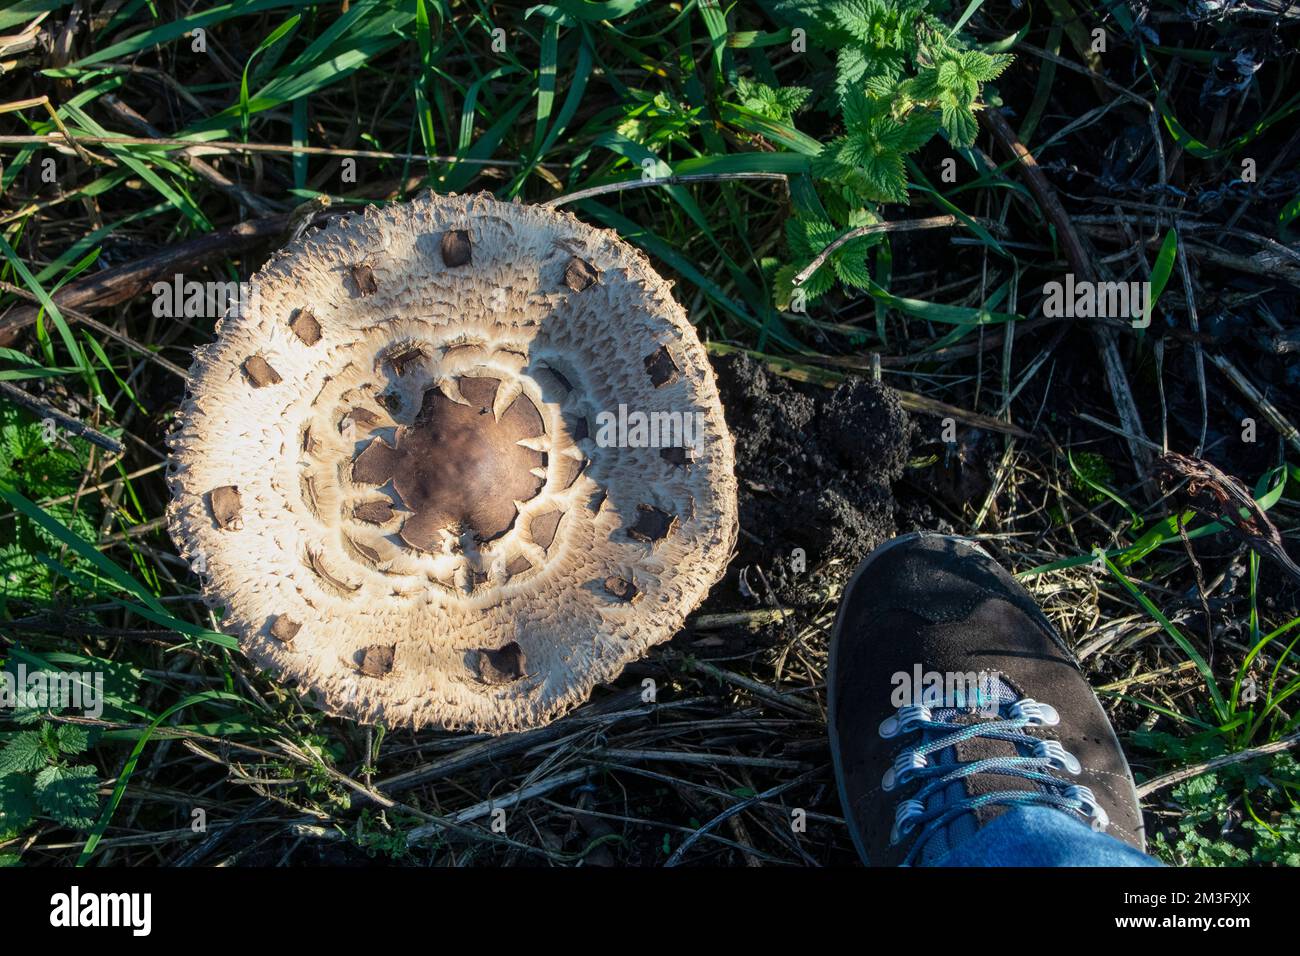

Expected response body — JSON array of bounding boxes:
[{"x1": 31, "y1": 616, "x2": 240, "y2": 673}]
[{"x1": 166, "y1": 192, "x2": 738, "y2": 733}]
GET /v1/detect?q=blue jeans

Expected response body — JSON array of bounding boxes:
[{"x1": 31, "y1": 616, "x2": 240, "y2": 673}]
[{"x1": 929, "y1": 805, "x2": 1161, "y2": 866}]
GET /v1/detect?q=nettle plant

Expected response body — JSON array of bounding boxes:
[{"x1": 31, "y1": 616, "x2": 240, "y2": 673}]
[
  {"x1": 0, "y1": 405, "x2": 97, "y2": 605},
  {"x1": 764, "y1": 0, "x2": 1012, "y2": 307},
  {"x1": 0, "y1": 711, "x2": 102, "y2": 849}
]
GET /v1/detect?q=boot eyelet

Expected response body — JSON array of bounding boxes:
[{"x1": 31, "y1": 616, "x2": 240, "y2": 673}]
[
  {"x1": 1035, "y1": 739, "x2": 1081, "y2": 774},
  {"x1": 880, "y1": 704, "x2": 930, "y2": 739},
  {"x1": 1065, "y1": 785, "x2": 1110, "y2": 831},
  {"x1": 1010, "y1": 699, "x2": 1061, "y2": 727},
  {"x1": 882, "y1": 751, "x2": 927, "y2": 791},
  {"x1": 889, "y1": 798, "x2": 924, "y2": 845}
]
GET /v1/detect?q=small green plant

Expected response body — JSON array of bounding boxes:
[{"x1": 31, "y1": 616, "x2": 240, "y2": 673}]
[
  {"x1": 0, "y1": 712, "x2": 102, "y2": 843},
  {"x1": 767, "y1": 0, "x2": 1011, "y2": 306},
  {"x1": 734, "y1": 75, "x2": 812, "y2": 125},
  {"x1": 0, "y1": 404, "x2": 97, "y2": 605},
  {"x1": 353, "y1": 809, "x2": 413, "y2": 861},
  {"x1": 1068, "y1": 451, "x2": 1116, "y2": 506},
  {"x1": 1138, "y1": 736, "x2": 1300, "y2": 867},
  {"x1": 293, "y1": 734, "x2": 354, "y2": 811}
]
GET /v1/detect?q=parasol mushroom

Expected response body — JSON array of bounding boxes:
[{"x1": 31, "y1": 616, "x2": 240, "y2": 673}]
[{"x1": 167, "y1": 191, "x2": 737, "y2": 733}]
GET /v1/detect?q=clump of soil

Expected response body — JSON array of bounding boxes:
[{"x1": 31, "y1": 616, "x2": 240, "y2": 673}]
[{"x1": 712, "y1": 354, "x2": 913, "y2": 603}]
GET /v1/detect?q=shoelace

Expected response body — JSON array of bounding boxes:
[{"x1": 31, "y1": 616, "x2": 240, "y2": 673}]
[{"x1": 877, "y1": 699, "x2": 1110, "y2": 865}]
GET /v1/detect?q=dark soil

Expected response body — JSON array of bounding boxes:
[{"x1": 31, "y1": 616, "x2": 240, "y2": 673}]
[{"x1": 712, "y1": 353, "x2": 913, "y2": 605}]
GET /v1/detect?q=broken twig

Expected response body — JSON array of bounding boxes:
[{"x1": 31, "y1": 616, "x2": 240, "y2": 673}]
[
  {"x1": 0, "y1": 380, "x2": 123, "y2": 454},
  {"x1": 1153, "y1": 451, "x2": 1300, "y2": 584}
]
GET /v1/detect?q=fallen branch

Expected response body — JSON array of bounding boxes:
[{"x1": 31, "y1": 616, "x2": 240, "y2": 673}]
[
  {"x1": 0, "y1": 209, "x2": 316, "y2": 344},
  {"x1": 405, "y1": 767, "x2": 591, "y2": 845},
  {"x1": 1137, "y1": 731, "x2": 1300, "y2": 799},
  {"x1": 0, "y1": 380, "x2": 123, "y2": 454},
  {"x1": 792, "y1": 214, "x2": 957, "y2": 287},
  {"x1": 1153, "y1": 451, "x2": 1300, "y2": 584}
]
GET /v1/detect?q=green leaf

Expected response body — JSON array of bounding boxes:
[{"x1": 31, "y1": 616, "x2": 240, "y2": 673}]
[
  {"x1": 880, "y1": 110, "x2": 940, "y2": 153},
  {"x1": 949, "y1": 0, "x2": 987, "y2": 36},
  {"x1": 70, "y1": 0, "x2": 304, "y2": 69},
  {"x1": 834, "y1": 46, "x2": 871, "y2": 102},
  {"x1": 785, "y1": 215, "x2": 837, "y2": 260},
  {"x1": 814, "y1": 129, "x2": 910, "y2": 204},
  {"x1": 812, "y1": 133, "x2": 861, "y2": 172},
  {"x1": 697, "y1": 0, "x2": 728, "y2": 79},
  {"x1": 0, "y1": 774, "x2": 36, "y2": 832},
  {"x1": 833, "y1": 249, "x2": 874, "y2": 289},
  {"x1": 941, "y1": 99, "x2": 979, "y2": 147},
  {"x1": 830, "y1": 0, "x2": 885, "y2": 42},
  {"x1": 0, "y1": 0, "x2": 65, "y2": 32},
  {"x1": 775, "y1": 260, "x2": 834, "y2": 308},
  {"x1": 412, "y1": 0, "x2": 437, "y2": 153},
  {"x1": 734, "y1": 77, "x2": 810, "y2": 124},
  {"x1": 863, "y1": 71, "x2": 900, "y2": 99},
  {"x1": 1143, "y1": 228, "x2": 1178, "y2": 326},
  {"x1": 902, "y1": 68, "x2": 942, "y2": 103},
  {"x1": 239, "y1": 14, "x2": 302, "y2": 138},
  {"x1": 34, "y1": 764, "x2": 101, "y2": 831},
  {"x1": 775, "y1": 86, "x2": 813, "y2": 115},
  {"x1": 961, "y1": 49, "x2": 1012, "y2": 82},
  {"x1": 859, "y1": 148, "x2": 908, "y2": 203},
  {"x1": 10, "y1": 705, "x2": 46, "y2": 726},
  {"x1": 720, "y1": 103, "x2": 823, "y2": 154},
  {"x1": 55, "y1": 725, "x2": 91, "y2": 756},
  {"x1": 1157, "y1": 91, "x2": 1300, "y2": 160},
  {"x1": 0, "y1": 731, "x2": 49, "y2": 776},
  {"x1": 840, "y1": 87, "x2": 880, "y2": 131},
  {"x1": 531, "y1": 16, "x2": 560, "y2": 150},
  {"x1": 828, "y1": 0, "x2": 925, "y2": 53},
  {"x1": 1279, "y1": 191, "x2": 1300, "y2": 235}
]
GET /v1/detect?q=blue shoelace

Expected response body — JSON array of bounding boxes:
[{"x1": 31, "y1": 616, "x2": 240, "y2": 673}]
[{"x1": 878, "y1": 699, "x2": 1110, "y2": 865}]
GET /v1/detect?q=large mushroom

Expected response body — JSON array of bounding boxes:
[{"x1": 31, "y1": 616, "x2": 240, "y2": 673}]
[{"x1": 167, "y1": 192, "x2": 737, "y2": 733}]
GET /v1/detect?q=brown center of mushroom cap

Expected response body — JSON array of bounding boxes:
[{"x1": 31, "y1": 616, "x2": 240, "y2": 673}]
[{"x1": 352, "y1": 376, "x2": 545, "y2": 547}]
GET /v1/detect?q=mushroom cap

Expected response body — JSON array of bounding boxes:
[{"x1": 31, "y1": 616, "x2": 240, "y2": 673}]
[{"x1": 166, "y1": 192, "x2": 737, "y2": 733}]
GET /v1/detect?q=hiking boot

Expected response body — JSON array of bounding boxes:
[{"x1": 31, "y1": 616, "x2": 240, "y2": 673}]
[{"x1": 827, "y1": 532, "x2": 1146, "y2": 866}]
